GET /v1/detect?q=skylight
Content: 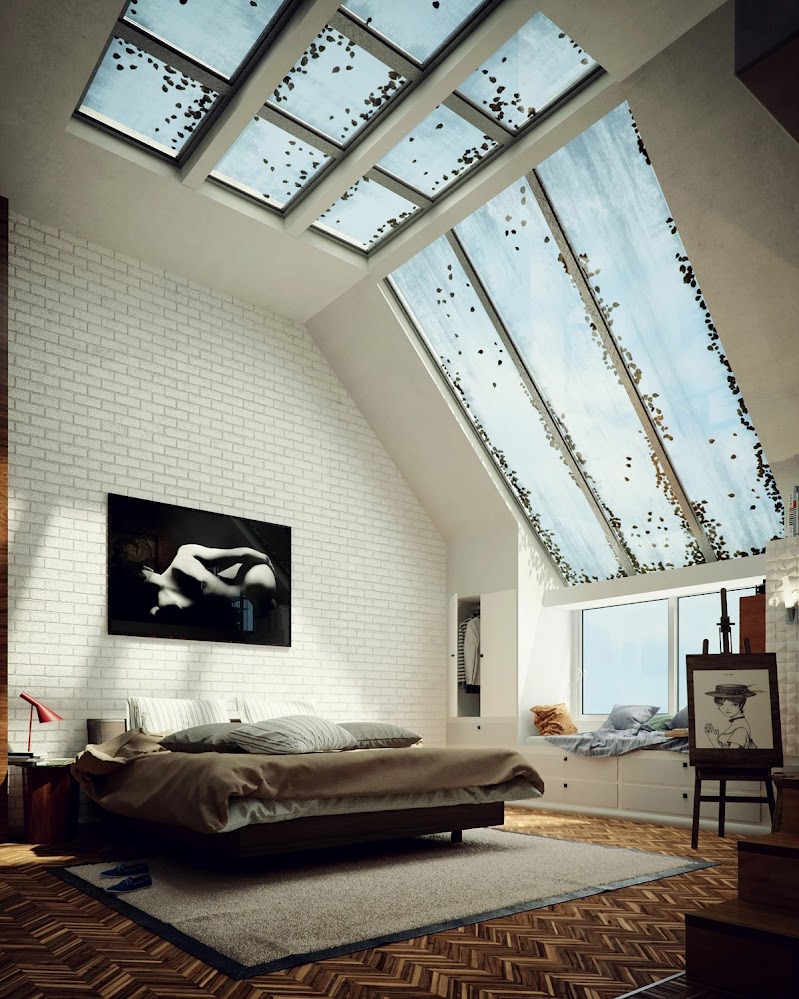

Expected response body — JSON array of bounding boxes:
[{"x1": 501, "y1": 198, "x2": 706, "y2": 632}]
[
  {"x1": 388, "y1": 102, "x2": 783, "y2": 583},
  {"x1": 123, "y1": 0, "x2": 283, "y2": 80},
  {"x1": 268, "y1": 26, "x2": 406, "y2": 145},
  {"x1": 456, "y1": 12, "x2": 597, "y2": 131},
  {"x1": 341, "y1": 0, "x2": 490, "y2": 65},
  {"x1": 75, "y1": 4, "x2": 600, "y2": 251}
]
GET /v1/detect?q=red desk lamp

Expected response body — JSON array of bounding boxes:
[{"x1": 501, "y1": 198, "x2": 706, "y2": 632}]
[{"x1": 20, "y1": 692, "x2": 63, "y2": 752}]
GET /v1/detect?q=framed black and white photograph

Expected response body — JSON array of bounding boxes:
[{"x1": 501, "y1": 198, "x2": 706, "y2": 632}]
[
  {"x1": 108, "y1": 494, "x2": 291, "y2": 646},
  {"x1": 686, "y1": 654, "x2": 782, "y2": 768}
]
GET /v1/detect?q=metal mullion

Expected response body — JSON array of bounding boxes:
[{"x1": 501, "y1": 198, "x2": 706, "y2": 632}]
[
  {"x1": 365, "y1": 168, "x2": 433, "y2": 210},
  {"x1": 328, "y1": 12, "x2": 421, "y2": 81},
  {"x1": 384, "y1": 279, "x2": 568, "y2": 587},
  {"x1": 114, "y1": 20, "x2": 229, "y2": 94},
  {"x1": 528, "y1": 170, "x2": 718, "y2": 564},
  {"x1": 446, "y1": 230, "x2": 637, "y2": 577},
  {"x1": 442, "y1": 93, "x2": 511, "y2": 146},
  {"x1": 256, "y1": 104, "x2": 342, "y2": 160},
  {"x1": 668, "y1": 594, "x2": 678, "y2": 713}
]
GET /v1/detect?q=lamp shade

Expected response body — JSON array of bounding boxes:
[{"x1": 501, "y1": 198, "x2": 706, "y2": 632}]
[{"x1": 20, "y1": 691, "x2": 63, "y2": 723}]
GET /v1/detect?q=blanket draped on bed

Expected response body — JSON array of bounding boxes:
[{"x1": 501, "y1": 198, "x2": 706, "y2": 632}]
[{"x1": 72, "y1": 731, "x2": 545, "y2": 834}]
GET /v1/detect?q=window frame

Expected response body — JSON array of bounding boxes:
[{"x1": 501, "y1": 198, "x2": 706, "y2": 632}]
[{"x1": 573, "y1": 581, "x2": 759, "y2": 726}]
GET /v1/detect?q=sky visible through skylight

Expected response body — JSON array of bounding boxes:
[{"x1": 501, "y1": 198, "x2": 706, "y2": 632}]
[{"x1": 389, "y1": 101, "x2": 783, "y2": 583}]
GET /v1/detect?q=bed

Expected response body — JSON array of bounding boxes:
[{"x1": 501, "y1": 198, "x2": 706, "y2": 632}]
[{"x1": 73, "y1": 698, "x2": 544, "y2": 862}]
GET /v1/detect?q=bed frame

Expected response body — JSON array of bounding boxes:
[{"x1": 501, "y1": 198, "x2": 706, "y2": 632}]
[{"x1": 108, "y1": 801, "x2": 505, "y2": 863}]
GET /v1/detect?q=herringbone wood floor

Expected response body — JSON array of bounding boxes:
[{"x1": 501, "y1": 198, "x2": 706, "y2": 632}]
[{"x1": 0, "y1": 808, "x2": 740, "y2": 999}]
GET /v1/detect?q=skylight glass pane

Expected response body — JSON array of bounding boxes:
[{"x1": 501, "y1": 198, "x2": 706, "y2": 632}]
[
  {"x1": 377, "y1": 105, "x2": 497, "y2": 198},
  {"x1": 457, "y1": 13, "x2": 596, "y2": 132},
  {"x1": 342, "y1": 0, "x2": 487, "y2": 64},
  {"x1": 537, "y1": 103, "x2": 783, "y2": 559},
  {"x1": 80, "y1": 36, "x2": 219, "y2": 156},
  {"x1": 316, "y1": 177, "x2": 418, "y2": 249},
  {"x1": 269, "y1": 26, "x2": 406, "y2": 145},
  {"x1": 390, "y1": 237, "x2": 623, "y2": 584},
  {"x1": 123, "y1": 0, "x2": 283, "y2": 79},
  {"x1": 212, "y1": 115, "x2": 329, "y2": 208},
  {"x1": 455, "y1": 182, "x2": 703, "y2": 573}
]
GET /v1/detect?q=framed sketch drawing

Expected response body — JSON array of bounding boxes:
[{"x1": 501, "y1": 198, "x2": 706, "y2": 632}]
[
  {"x1": 108, "y1": 494, "x2": 291, "y2": 646},
  {"x1": 686, "y1": 653, "x2": 782, "y2": 768}
]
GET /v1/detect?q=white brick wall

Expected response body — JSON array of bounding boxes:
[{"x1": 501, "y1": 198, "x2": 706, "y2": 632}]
[
  {"x1": 765, "y1": 537, "x2": 799, "y2": 758},
  {"x1": 7, "y1": 213, "x2": 447, "y2": 828}
]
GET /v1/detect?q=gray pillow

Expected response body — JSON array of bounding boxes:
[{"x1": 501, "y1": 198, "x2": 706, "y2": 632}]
[
  {"x1": 600, "y1": 704, "x2": 660, "y2": 732},
  {"x1": 230, "y1": 715, "x2": 358, "y2": 755},
  {"x1": 339, "y1": 721, "x2": 422, "y2": 749},
  {"x1": 666, "y1": 705, "x2": 689, "y2": 730},
  {"x1": 159, "y1": 722, "x2": 243, "y2": 753}
]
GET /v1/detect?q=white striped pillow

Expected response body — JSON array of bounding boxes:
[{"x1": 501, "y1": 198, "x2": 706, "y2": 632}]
[
  {"x1": 236, "y1": 697, "x2": 318, "y2": 724},
  {"x1": 127, "y1": 696, "x2": 230, "y2": 735},
  {"x1": 231, "y1": 715, "x2": 357, "y2": 755}
]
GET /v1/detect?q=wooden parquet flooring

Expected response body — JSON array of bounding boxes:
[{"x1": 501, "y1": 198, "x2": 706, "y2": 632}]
[{"x1": 0, "y1": 809, "x2": 741, "y2": 999}]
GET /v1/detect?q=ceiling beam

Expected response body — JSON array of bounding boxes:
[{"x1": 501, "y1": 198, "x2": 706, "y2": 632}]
[
  {"x1": 527, "y1": 171, "x2": 718, "y2": 564},
  {"x1": 365, "y1": 73, "x2": 623, "y2": 283},
  {"x1": 284, "y1": 0, "x2": 533, "y2": 237},
  {"x1": 446, "y1": 231, "x2": 637, "y2": 576},
  {"x1": 180, "y1": 0, "x2": 340, "y2": 190}
]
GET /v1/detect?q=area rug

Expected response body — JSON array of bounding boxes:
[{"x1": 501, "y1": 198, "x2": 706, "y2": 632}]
[{"x1": 55, "y1": 829, "x2": 714, "y2": 980}]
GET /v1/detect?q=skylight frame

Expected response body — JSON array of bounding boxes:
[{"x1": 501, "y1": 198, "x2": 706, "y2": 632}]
[
  {"x1": 304, "y1": 62, "x2": 604, "y2": 256},
  {"x1": 73, "y1": 1, "x2": 303, "y2": 167}
]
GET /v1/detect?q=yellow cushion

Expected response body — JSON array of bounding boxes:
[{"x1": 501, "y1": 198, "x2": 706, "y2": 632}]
[{"x1": 531, "y1": 702, "x2": 578, "y2": 736}]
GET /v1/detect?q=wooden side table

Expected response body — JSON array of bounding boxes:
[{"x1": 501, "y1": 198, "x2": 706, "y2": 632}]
[{"x1": 15, "y1": 762, "x2": 79, "y2": 844}]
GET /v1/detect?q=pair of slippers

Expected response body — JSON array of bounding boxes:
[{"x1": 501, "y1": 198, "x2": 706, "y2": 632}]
[{"x1": 100, "y1": 862, "x2": 152, "y2": 893}]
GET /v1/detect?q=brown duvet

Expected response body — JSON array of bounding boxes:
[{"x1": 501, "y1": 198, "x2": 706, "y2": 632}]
[{"x1": 72, "y1": 731, "x2": 544, "y2": 834}]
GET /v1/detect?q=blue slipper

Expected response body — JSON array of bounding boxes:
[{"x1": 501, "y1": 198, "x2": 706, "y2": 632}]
[
  {"x1": 105, "y1": 874, "x2": 152, "y2": 894},
  {"x1": 100, "y1": 862, "x2": 149, "y2": 879}
]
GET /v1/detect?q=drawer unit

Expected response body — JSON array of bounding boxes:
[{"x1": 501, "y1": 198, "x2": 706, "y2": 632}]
[
  {"x1": 538, "y1": 778, "x2": 618, "y2": 809},
  {"x1": 446, "y1": 717, "x2": 516, "y2": 747},
  {"x1": 619, "y1": 752, "x2": 694, "y2": 788},
  {"x1": 522, "y1": 748, "x2": 618, "y2": 782},
  {"x1": 621, "y1": 783, "x2": 763, "y2": 823}
]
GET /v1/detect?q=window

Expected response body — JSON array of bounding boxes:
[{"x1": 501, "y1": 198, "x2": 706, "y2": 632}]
[
  {"x1": 579, "y1": 584, "x2": 758, "y2": 717},
  {"x1": 677, "y1": 586, "x2": 755, "y2": 707},
  {"x1": 582, "y1": 600, "x2": 668, "y2": 715}
]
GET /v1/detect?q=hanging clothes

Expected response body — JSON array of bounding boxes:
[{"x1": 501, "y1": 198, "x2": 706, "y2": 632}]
[{"x1": 463, "y1": 613, "x2": 481, "y2": 689}]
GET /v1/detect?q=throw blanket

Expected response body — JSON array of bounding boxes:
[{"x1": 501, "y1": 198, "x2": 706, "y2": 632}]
[
  {"x1": 544, "y1": 730, "x2": 689, "y2": 757},
  {"x1": 72, "y1": 731, "x2": 544, "y2": 834}
]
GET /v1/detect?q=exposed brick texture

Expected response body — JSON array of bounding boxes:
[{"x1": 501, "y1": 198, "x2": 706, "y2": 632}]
[
  {"x1": 765, "y1": 536, "x2": 799, "y2": 757},
  {"x1": 7, "y1": 214, "x2": 447, "y2": 830}
]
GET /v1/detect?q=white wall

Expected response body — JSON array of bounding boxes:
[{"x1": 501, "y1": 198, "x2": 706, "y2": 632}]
[
  {"x1": 517, "y1": 527, "x2": 571, "y2": 741},
  {"x1": 766, "y1": 537, "x2": 799, "y2": 758},
  {"x1": 7, "y1": 214, "x2": 448, "y2": 824}
]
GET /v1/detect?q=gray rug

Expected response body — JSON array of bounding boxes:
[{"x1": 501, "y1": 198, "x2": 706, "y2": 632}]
[{"x1": 56, "y1": 829, "x2": 714, "y2": 979}]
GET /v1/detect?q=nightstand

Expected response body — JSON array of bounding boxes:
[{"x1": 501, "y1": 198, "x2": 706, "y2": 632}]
[{"x1": 13, "y1": 761, "x2": 79, "y2": 844}]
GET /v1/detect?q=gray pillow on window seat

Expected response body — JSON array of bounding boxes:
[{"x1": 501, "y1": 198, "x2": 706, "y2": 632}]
[{"x1": 598, "y1": 703, "x2": 660, "y2": 732}]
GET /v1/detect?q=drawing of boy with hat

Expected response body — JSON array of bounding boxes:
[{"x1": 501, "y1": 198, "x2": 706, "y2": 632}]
[{"x1": 703, "y1": 682, "x2": 760, "y2": 749}]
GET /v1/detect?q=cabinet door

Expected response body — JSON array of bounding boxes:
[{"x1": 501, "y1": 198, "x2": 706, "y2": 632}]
[
  {"x1": 448, "y1": 593, "x2": 459, "y2": 716},
  {"x1": 480, "y1": 589, "x2": 517, "y2": 717}
]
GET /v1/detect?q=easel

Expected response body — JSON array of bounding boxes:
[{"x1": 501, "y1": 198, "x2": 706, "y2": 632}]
[{"x1": 689, "y1": 588, "x2": 778, "y2": 849}]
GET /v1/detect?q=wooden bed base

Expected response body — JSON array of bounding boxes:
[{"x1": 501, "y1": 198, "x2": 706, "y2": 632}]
[{"x1": 110, "y1": 801, "x2": 505, "y2": 862}]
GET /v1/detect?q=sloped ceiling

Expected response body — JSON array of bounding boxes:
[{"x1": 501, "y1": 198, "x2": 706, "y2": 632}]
[
  {"x1": 4, "y1": 0, "x2": 797, "y2": 554},
  {"x1": 0, "y1": 0, "x2": 723, "y2": 322}
]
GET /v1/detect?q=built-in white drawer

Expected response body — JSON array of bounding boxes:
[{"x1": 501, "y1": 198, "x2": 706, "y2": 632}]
[
  {"x1": 523, "y1": 749, "x2": 618, "y2": 782},
  {"x1": 619, "y1": 752, "x2": 694, "y2": 787},
  {"x1": 621, "y1": 783, "x2": 763, "y2": 823},
  {"x1": 446, "y1": 717, "x2": 516, "y2": 747},
  {"x1": 539, "y1": 778, "x2": 618, "y2": 809}
]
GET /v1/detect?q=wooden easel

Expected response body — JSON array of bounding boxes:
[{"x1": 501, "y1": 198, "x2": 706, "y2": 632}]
[{"x1": 690, "y1": 588, "x2": 778, "y2": 849}]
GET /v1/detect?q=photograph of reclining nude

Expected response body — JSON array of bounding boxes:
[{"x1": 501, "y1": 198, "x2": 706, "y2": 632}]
[{"x1": 108, "y1": 493, "x2": 291, "y2": 646}]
